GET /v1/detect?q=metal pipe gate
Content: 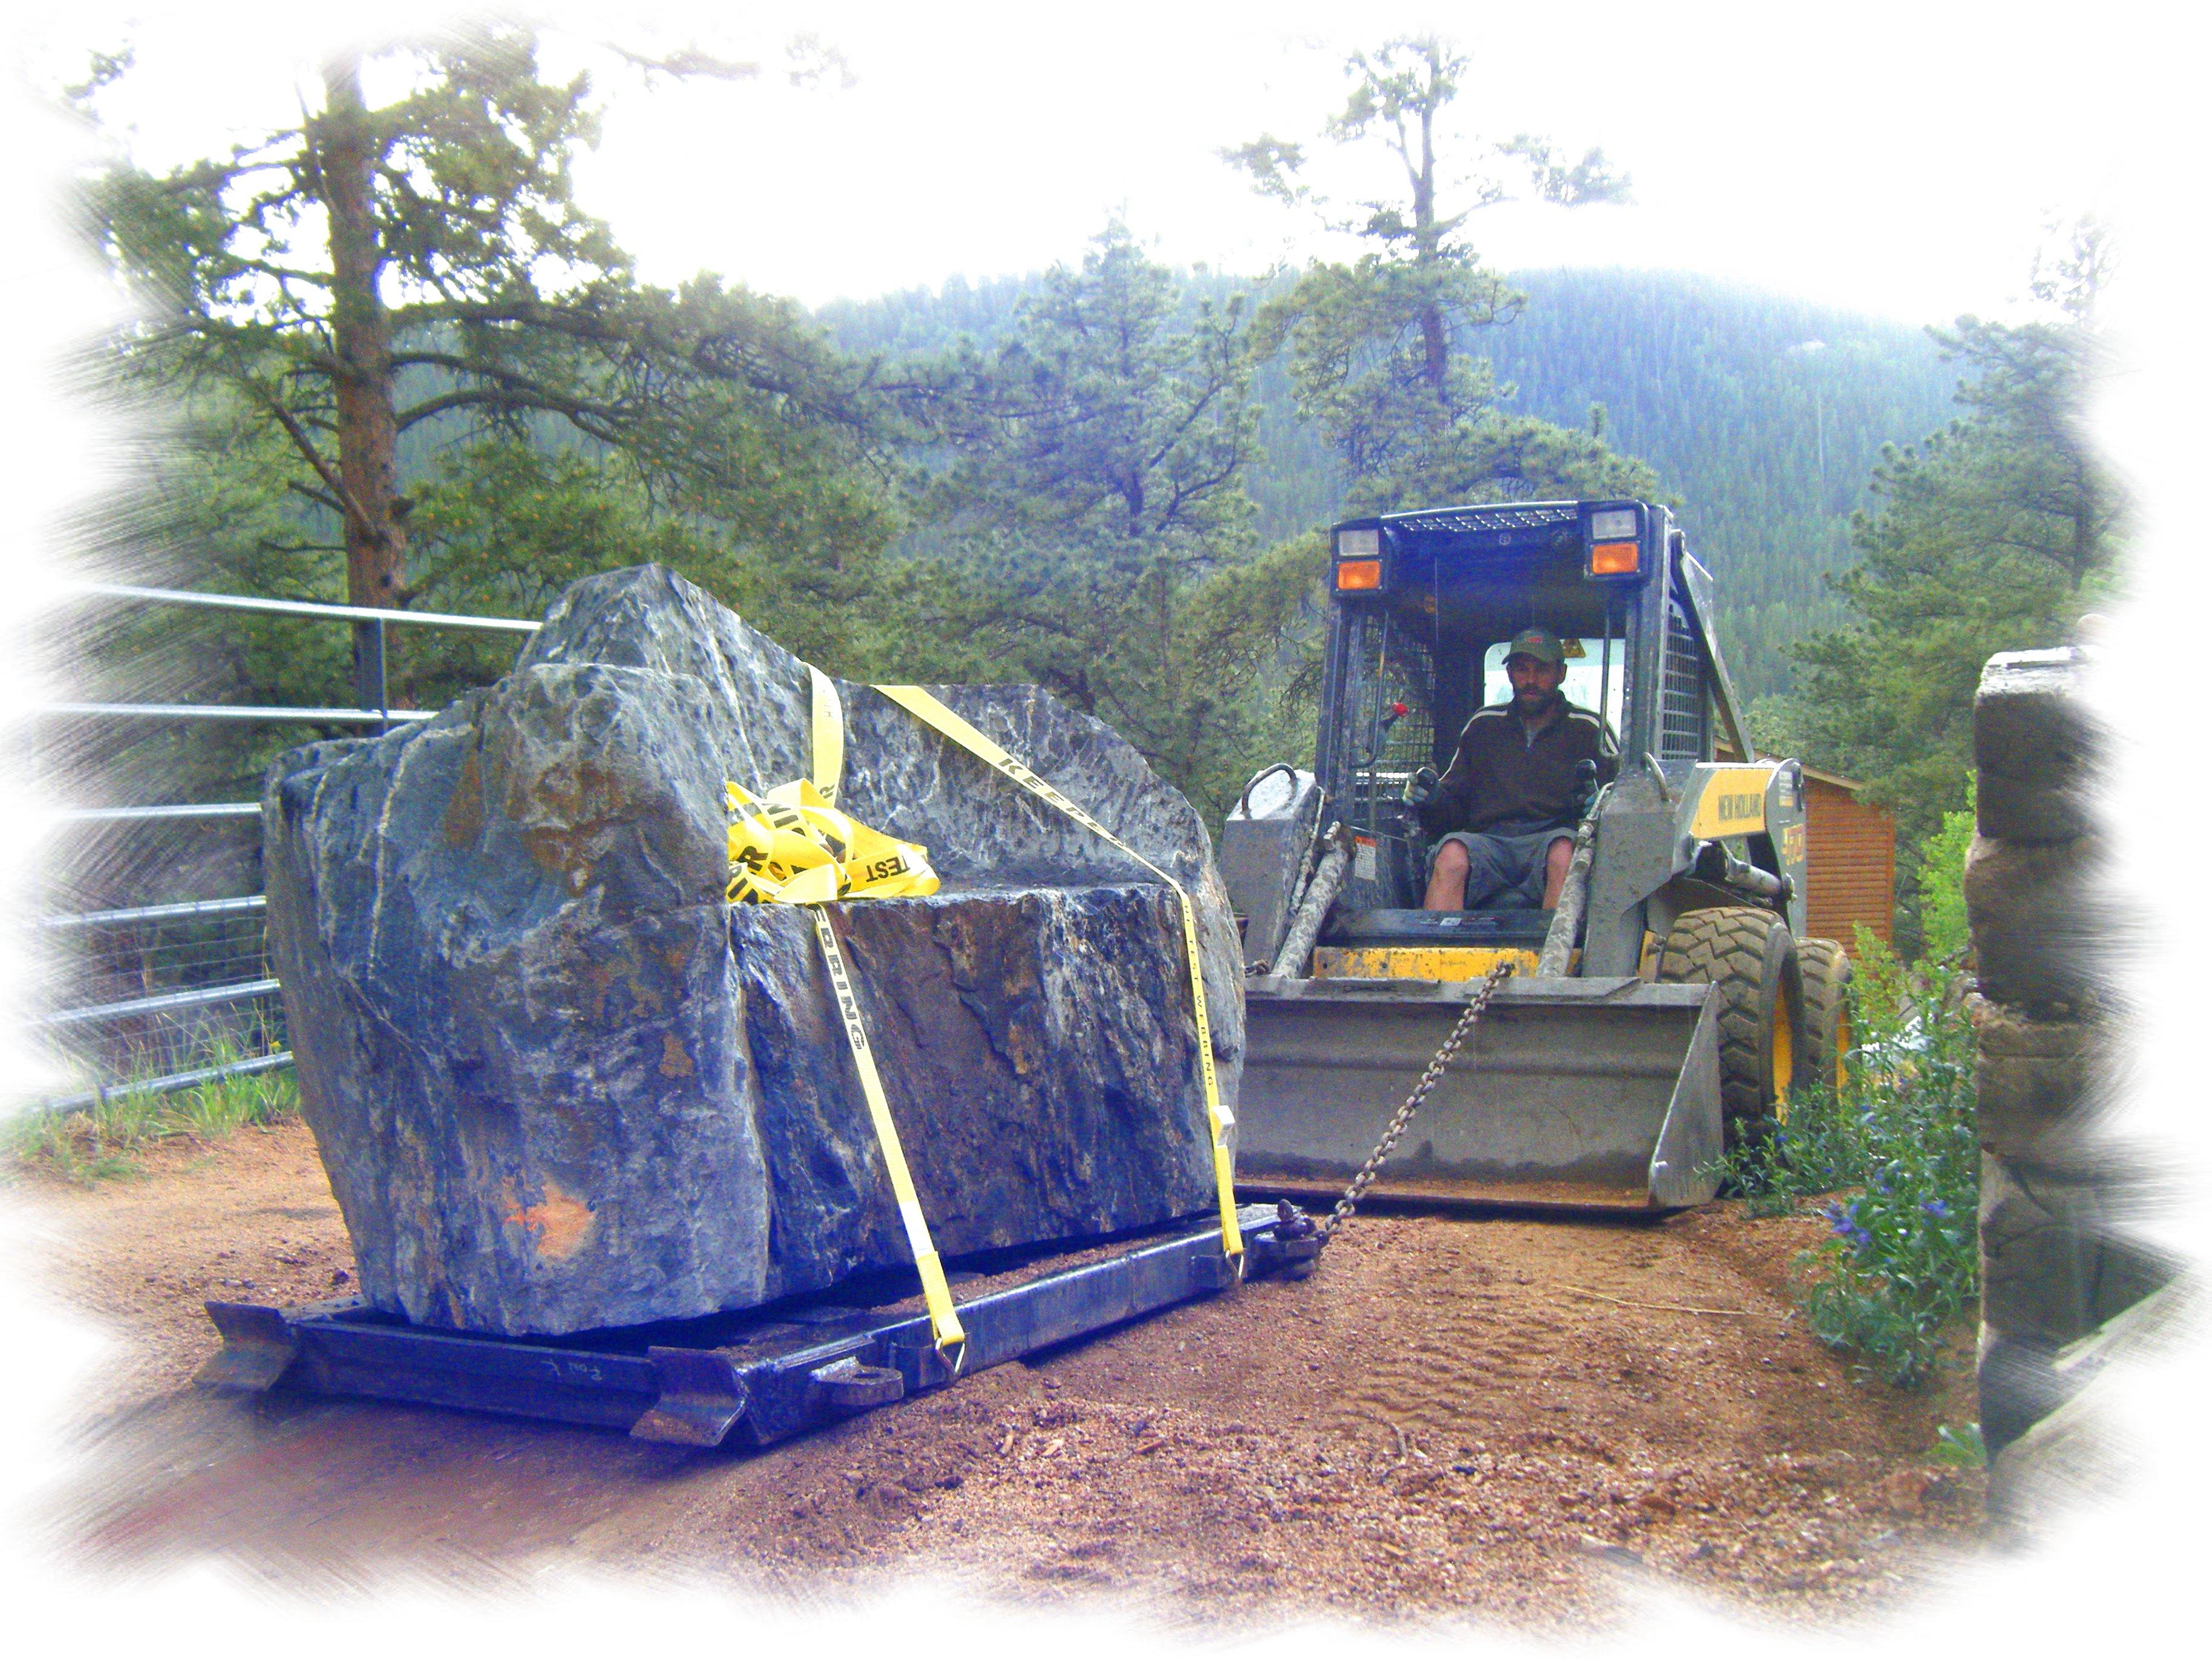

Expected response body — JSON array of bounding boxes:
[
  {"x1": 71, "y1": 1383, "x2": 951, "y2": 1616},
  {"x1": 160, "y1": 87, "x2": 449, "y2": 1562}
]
[{"x1": 25, "y1": 582, "x2": 534, "y2": 1115}]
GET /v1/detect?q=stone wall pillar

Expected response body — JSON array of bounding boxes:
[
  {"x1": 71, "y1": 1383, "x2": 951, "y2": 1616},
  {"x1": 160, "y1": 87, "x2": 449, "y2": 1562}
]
[{"x1": 1967, "y1": 649, "x2": 2168, "y2": 1478}]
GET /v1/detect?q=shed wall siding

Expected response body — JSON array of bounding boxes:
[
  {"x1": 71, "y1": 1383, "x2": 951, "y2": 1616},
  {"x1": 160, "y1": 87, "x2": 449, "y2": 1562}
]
[{"x1": 1805, "y1": 780, "x2": 1895, "y2": 951}]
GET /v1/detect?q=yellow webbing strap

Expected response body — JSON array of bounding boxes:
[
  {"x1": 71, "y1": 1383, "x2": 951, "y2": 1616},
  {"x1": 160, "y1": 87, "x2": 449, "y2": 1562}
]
[
  {"x1": 725, "y1": 777, "x2": 938, "y2": 906},
  {"x1": 726, "y1": 672, "x2": 964, "y2": 1364},
  {"x1": 808, "y1": 907, "x2": 967, "y2": 1363},
  {"x1": 870, "y1": 684, "x2": 1244, "y2": 1264}
]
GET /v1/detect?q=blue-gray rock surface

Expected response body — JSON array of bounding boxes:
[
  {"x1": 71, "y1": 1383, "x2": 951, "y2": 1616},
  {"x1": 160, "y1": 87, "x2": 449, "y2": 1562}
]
[{"x1": 263, "y1": 566, "x2": 1242, "y2": 1335}]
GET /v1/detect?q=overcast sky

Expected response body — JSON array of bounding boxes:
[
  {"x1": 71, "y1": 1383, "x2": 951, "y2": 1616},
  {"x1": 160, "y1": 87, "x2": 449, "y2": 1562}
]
[{"x1": 20, "y1": 0, "x2": 2169, "y2": 325}]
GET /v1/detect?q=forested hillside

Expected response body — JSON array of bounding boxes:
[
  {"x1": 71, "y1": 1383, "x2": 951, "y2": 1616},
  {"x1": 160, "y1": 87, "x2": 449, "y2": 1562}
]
[
  {"x1": 1483, "y1": 271, "x2": 1956, "y2": 699},
  {"x1": 825, "y1": 268, "x2": 1955, "y2": 700}
]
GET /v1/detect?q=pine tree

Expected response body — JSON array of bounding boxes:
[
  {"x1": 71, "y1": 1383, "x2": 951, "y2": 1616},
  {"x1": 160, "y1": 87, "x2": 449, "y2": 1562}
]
[
  {"x1": 1791, "y1": 223, "x2": 2122, "y2": 854},
  {"x1": 67, "y1": 25, "x2": 920, "y2": 834},
  {"x1": 910, "y1": 226, "x2": 1307, "y2": 816},
  {"x1": 81, "y1": 26, "x2": 906, "y2": 697},
  {"x1": 1225, "y1": 36, "x2": 1657, "y2": 513}
]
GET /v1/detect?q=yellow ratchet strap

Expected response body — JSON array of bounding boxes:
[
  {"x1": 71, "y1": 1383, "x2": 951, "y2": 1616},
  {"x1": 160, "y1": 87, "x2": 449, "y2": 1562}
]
[
  {"x1": 725, "y1": 670, "x2": 964, "y2": 1364},
  {"x1": 870, "y1": 683, "x2": 1244, "y2": 1265},
  {"x1": 724, "y1": 777, "x2": 938, "y2": 905},
  {"x1": 808, "y1": 907, "x2": 967, "y2": 1365}
]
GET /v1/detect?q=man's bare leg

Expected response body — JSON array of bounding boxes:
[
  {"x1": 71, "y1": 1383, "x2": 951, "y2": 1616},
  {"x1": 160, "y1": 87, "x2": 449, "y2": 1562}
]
[
  {"x1": 1540, "y1": 836, "x2": 1574, "y2": 909},
  {"x1": 1424, "y1": 841, "x2": 1470, "y2": 911}
]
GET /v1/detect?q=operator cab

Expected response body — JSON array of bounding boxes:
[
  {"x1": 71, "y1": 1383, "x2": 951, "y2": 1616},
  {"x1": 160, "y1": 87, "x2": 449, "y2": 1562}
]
[{"x1": 1314, "y1": 498, "x2": 1749, "y2": 946}]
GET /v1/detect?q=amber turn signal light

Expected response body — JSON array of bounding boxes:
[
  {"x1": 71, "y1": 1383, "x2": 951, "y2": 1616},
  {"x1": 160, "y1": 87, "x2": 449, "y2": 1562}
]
[
  {"x1": 1589, "y1": 541, "x2": 1639, "y2": 575},
  {"x1": 1335, "y1": 558, "x2": 1383, "y2": 591}
]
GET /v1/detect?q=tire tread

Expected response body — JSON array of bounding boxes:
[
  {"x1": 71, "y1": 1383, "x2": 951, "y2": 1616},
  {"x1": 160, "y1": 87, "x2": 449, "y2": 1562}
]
[
  {"x1": 1798, "y1": 937, "x2": 1851, "y2": 1088},
  {"x1": 1657, "y1": 907, "x2": 1796, "y2": 1127}
]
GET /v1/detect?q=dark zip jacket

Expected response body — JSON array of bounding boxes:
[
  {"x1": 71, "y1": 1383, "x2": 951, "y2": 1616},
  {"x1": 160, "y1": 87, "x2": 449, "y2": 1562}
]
[{"x1": 1418, "y1": 692, "x2": 1620, "y2": 839}]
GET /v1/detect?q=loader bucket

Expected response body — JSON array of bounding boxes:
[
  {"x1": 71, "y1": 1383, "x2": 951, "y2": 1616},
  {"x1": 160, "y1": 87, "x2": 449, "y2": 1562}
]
[{"x1": 1235, "y1": 976, "x2": 1724, "y2": 1212}]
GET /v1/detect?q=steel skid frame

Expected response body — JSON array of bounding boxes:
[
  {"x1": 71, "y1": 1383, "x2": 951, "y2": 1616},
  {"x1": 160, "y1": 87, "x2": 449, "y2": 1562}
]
[{"x1": 200, "y1": 1202, "x2": 1321, "y2": 1449}]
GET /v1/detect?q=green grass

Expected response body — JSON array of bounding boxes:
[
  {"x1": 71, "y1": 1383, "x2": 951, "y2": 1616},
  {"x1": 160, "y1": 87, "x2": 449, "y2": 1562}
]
[
  {"x1": 1714, "y1": 927, "x2": 1981, "y2": 1389},
  {"x1": 1929, "y1": 1422, "x2": 1987, "y2": 1467},
  {"x1": 6, "y1": 1022, "x2": 298, "y2": 1184}
]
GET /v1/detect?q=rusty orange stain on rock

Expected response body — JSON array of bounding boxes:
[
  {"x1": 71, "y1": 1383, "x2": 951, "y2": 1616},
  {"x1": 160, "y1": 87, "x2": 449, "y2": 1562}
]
[
  {"x1": 660, "y1": 1032, "x2": 694, "y2": 1078},
  {"x1": 443, "y1": 750, "x2": 486, "y2": 847},
  {"x1": 504, "y1": 1179, "x2": 595, "y2": 1261},
  {"x1": 580, "y1": 937, "x2": 668, "y2": 1024},
  {"x1": 508, "y1": 758, "x2": 625, "y2": 885}
]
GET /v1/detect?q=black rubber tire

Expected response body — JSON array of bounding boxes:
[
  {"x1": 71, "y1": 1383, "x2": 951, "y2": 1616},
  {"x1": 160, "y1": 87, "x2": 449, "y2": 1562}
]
[
  {"x1": 1655, "y1": 906, "x2": 1807, "y2": 1137},
  {"x1": 1797, "y1": 937, "x2": 1852, "y2": 1092}
]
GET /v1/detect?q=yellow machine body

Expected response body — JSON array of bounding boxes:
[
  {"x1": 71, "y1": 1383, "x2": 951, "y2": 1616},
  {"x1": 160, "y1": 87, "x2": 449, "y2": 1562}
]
[{"x1": 1309, "y1": 944, "x2": 1551, "y2": 980}]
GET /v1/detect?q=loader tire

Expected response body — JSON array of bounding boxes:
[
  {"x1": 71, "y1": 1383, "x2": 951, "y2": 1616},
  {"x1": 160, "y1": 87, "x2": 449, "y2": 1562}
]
[
  {"x1": 1655, "y1": 906, "x2": 1806, "y2": 1138},
  {"x1": 1797, "y1": 937, "x2": 1852, "y2": 1092}
]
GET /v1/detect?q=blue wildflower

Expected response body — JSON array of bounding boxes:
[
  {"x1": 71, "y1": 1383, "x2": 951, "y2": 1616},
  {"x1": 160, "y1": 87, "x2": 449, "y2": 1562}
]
[
  {"x1": 1824, "y1": 1201, "x2": 1872, "y2": 1252},
  {"x1": 1922, "y1": 1198, "x2": 1949, "y2": 1219}
]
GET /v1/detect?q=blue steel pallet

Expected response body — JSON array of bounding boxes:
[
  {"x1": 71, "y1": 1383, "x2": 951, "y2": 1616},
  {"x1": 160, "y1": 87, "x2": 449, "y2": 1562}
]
[{"x1": 199, "y1": 1202, "x2": 1320, "y2": 1449}]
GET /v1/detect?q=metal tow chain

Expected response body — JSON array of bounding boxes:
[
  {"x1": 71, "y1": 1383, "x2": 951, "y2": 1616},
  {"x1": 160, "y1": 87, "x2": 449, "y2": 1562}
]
[{"x1": 1318, "y1": 961, "x2": 1515, "y2": 1244}]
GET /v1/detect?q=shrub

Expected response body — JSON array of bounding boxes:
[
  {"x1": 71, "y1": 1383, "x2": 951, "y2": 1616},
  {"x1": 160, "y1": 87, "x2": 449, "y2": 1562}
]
[
  {"x1": 1714, "y1": 921, "x2": 1980, "y2": 1387},
  {"x1": 1798, "y1": 931, "x2": 1979, "y2": 1386},
  {"x1": 1915, "y1": 786, "x2": 1976, "y2": 965}
]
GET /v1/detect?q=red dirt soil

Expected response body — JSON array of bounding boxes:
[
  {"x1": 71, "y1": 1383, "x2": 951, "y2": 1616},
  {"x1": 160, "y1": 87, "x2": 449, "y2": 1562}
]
[{"x1": 12, "y1": 1119, "x2": 1989, "y2": 1630}]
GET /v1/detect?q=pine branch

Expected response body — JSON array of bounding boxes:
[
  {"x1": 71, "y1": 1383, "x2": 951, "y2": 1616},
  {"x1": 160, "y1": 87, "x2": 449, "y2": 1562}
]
[{"x1": 258, "y1": 392, "x2": 375, "y2": 537}]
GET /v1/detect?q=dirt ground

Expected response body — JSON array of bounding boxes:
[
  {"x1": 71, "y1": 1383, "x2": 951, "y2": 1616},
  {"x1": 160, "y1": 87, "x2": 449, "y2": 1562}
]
[{"x1": 12, "y1": 1119, "x2": 1989, "y2": 1631}]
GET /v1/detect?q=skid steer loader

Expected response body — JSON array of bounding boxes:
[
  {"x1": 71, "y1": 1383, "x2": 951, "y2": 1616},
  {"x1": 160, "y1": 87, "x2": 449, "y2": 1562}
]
[{"x1": 1221, "y1": 499, "x2": 1852, "y2": 1213}]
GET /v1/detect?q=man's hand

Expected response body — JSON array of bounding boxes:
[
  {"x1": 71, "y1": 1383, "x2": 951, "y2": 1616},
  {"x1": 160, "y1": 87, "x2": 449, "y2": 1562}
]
[{"x1": 1402, "y1": 765, "x2": 1439, "y2": 806}]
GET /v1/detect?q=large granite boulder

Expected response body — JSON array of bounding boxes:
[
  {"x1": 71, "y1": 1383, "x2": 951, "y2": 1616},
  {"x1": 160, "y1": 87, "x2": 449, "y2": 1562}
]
[{"x1": 263, "y1": 566, "x2": 1242, "y2": 1335}]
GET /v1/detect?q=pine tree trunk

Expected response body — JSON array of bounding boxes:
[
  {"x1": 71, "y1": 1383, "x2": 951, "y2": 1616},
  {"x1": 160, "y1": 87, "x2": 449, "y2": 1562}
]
[
  {"x1": 319, "y1": 56, "x2": 406, "y2": 706},
  {"x1": 1412, "y1": 69, "x2": 1451, "y2": 396}
]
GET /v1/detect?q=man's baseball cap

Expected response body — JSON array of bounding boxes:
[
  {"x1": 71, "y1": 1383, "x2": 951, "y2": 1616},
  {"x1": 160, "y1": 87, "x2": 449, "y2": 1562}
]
[{"x1": 1504, "y1": 625, "x2": 1565, "y2": 666}]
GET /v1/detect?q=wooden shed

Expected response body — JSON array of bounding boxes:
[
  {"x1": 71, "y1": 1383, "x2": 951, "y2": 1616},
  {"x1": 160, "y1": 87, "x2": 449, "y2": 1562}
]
[{"x1": 1800, "y1": 766, "x2": 1895, "y2": 953}]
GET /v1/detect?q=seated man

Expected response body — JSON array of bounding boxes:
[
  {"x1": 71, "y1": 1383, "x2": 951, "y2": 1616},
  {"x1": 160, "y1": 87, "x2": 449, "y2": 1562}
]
[{"x1": 1416, "y1": 626, "x2": 1619, "y2": 911}]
